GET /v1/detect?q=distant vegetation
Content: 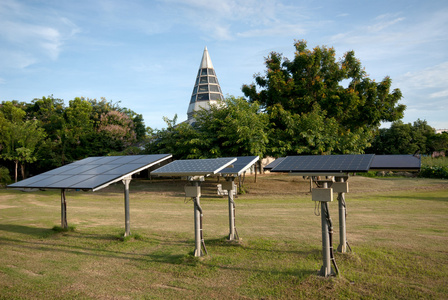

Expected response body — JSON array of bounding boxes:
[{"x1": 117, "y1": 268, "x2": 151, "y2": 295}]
[{"x1": 0, "y1": 96, "x2": 146, "y2": 182}]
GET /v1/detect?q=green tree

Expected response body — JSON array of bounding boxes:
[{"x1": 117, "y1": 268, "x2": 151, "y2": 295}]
[
  {"x1": 60, "y1": 97, "x2": 95, "y2": 162},
  {"x1": 369, "y1": 119, "x2": 437, "y2": 155},
  {"x1": 0, "y1": 102, "x2": 46, "y2": 181},
  {"x1": 428, "y1": 132, "x2": 448, "y2": 154},
  {"x1": 242, "y1": 40, "x2": 405, "y2": 156},
  {"x1": 146, "y1": 115, "x2": 210, "y2": 159},
  {"x1": 195, "y1": 96, "x2": 269, "y2": 158},
  {"x1": 26, "y1": 96, "x2": 66, "y2": 170}
]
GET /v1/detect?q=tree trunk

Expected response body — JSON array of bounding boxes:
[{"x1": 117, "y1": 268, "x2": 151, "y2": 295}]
[
  {"x1": 254, "y1": 163, "x2": 257, "y2": 183},
  {"x1": 21, "y1": 164, "x2": 26, "y2": 180},
  {"x1": 14, "y1": 160, "x2": 18, "y2": 182}
]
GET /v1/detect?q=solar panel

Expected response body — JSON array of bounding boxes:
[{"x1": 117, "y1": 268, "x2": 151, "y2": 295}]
[
  {"x1": 263, "y1": 157, "x2": 285, "y2": 171},
  {"x1": 218, "y1": 156, "x2": 259, "y2": 176},
  {"x1": 8, "y1": 154, "x2": 172, "y2": 191},
  {"x1": 370, "y1": 155, "x2": 421, "y2": 171},
  {"x1": 151, "y1": 157, "x2": 237, "y2": 177},
  {"x1": 270, "y1": 154, "x2": 375, "y2": 173}
]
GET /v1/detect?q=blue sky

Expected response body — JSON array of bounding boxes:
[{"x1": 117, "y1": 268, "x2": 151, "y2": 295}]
[{"x1": 1, "y1": 0, "x2": 447, "y2": 130}]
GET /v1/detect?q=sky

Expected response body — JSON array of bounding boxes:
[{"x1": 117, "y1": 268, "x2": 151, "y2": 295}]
[{"x1": 1, "y1": 0, "x2": 447, "y2": 130}]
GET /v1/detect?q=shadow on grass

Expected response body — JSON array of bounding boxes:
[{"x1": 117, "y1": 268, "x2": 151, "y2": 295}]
[
  {"x1": 0, "y1": 228, "x2": 317, "y2": 278},
  {"x1": 377, "y1": 194, "x2": 448, "y2": 202},
  {"x1": 0, "y1": 224, "x2": 55, "y2": 238}
]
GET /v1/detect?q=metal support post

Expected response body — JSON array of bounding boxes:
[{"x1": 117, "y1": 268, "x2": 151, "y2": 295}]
[
  {"x1": 320, "y1": 201, "x2": 335, "y2": 277},
  {"x1": 319, "y1": 181, "x2": 336, "y2": 277},
  {"x1": 122, "y1": 176, "x2": 132, "y2": 237},
  {"x1": 193, "y1": 181, "x2": 206, "y2": 257},
  {"x1": 61, "y1": 189, "x2": 67, "y2": 229},
  {"x1": 337, "y1": 178, "x2": 347, "y2": 252},
  {"x1": 226, "y1": 178, "x2": 238, "y2": 241},
  {"x1": 335, "y1": 176, "x2": 350, "y2": 253}
]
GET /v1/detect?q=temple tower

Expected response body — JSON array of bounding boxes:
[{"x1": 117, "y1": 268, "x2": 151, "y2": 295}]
[{"x1": 187, "y1": 47, "x2": 224, "y2": 122}]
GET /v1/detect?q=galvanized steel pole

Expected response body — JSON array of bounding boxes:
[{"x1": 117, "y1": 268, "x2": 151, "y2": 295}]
[
  {"x1": 123, "y1": 177, "x2": 131, "y2": 237},
  {"x1": 61, "y1": 189, "x2": 67, "y2": 229},
  {"x1": 337, "y1": 177, "x2": 347, "y2": 252},
  {"x1": 319, "y1": 181, "x2": 334, "y2": 277},
  {"x1": 193, "y1": 181, "x2": 203, "y2": 257},
  {"x1": 228, "y1": 191, "x2": 236, "y2": 240}
]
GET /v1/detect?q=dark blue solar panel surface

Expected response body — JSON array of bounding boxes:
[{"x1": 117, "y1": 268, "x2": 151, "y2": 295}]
[
  {"x1": 270, "y1": 155, "x2": 375, "y2": 173},
  {"x1": 8, "y1": 154, "x2": 172, "y2": 190},
  {"x1": 263, "y1": 157, "x2": 285, "y2": 170},
  {"x1": 370, "y1": 155, "x2": 421, "y2": 170},
  {"x1": 151, "y1": 158, "x2": 237, "y2": 177},
  {"x1": 218, "y1": 156, "x2": 259, "y2": 176}
]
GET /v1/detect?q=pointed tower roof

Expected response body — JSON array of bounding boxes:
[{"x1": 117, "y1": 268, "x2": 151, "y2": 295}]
[
  {"x1": 200, "y1": 46, "x2": 214, "y2": 69},
  {"x1": 187, "y1": 47, "x2": 224, "y2": 122}
]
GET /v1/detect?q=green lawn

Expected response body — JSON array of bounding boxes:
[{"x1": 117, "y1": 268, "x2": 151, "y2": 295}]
[{"x1": 1, "y1": 175, "x2": 447, "y2": 299}]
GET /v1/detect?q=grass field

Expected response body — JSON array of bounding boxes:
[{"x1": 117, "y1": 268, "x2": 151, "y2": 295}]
[{"x1": 1, "y1": 174, "x2": 447, "y2": 299}]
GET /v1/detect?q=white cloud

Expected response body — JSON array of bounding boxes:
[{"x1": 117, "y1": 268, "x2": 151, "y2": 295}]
[
  {"x1": 0, "y1": 0, "x2": 80, "y2": 68},
  {"x1": 430, "y1": 90, "x2": 448, "y2": 99},
  {"x1": 368, "y1": 14, "x2": 405, "y2": 32},
  {"x1": 160, "y1": 0, "x2": 312, "y2": 41},
  {"x1": 237, "y1": 23, "x2": 306, "y2": 38},
  {"x1": 400, "y1": 61, "x2": 448, "y2": 90}
]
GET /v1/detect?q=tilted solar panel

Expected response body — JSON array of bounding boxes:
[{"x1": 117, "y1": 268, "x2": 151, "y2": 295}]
[
  {"x1": 151, "y1": 157, "x2": 237, "y2": 177},
  {"x1": 263, "y1": 157, "x2": 285, "y2": 171},
  {"x1": 370, "y1": 155, "x2": 421, "y2": 171},
  {"x1": 7, "y1": 154, "x2": 172, "y2": 191},
  {"x1": 218, "y1": 156, "x2": 259, "y2": 176},
  {"x1": 270, "y1": 154, "x2": 375, "y2": 173}
]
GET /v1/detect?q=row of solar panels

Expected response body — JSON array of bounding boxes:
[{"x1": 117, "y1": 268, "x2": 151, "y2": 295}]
[
  {"x1": 8, "y1": 154, "x2": 420, "y2": 191},
  {"x1": 7, "y1": 155, "x2": 259, "y2": 191}
]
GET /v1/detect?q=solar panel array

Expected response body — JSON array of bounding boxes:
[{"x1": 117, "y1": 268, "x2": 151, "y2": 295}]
[
  {"x1": 270, "y1": 154, "x2": 375, "y2": 173},
  {"x1": 8, "y1": 154, "x2": 172, "y2": 191},
  {"x1": 218, "y1": 156, "x2": 259, "y2": 176},
  {"x1": 151, "y1": 157, "x2": 237, "y2": 177}
]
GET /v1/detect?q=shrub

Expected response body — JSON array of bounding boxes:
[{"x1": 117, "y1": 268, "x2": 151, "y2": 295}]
[
  {"x1": 419, "y1": 166, "x2": 448, "y2": 179},
  {"x1": 0, "y1": 167, "x2": 12, "y2": 187}
]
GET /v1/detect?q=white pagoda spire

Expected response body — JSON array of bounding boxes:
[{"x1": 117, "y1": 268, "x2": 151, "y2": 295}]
[{"x1": 187, "y1": 47, "x2": 224, "y2": 122}]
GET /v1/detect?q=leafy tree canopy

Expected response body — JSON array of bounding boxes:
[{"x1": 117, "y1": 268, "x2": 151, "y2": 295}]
[
  {"x1": 146, "y1": 96, "x2": 269, "y2": 160},
  {"x1": 368, "y1": 119, "x2": 444, "y2": 155},
  {"x1": 242, "y1": 40, "x2": 406, "y2": 156}
]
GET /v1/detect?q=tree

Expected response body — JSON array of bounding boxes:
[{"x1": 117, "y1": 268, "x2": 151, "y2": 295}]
[
  {"x1": 146, "y1": 97, "x2": 270, "y2": 161},
  {"x1": 195, "y1": 96, "x2": 269, "y2": 158},
  {"x1": 97, "y1": 110, "x2": 137, "y2": 151},
  {"x1": 242, "y1": 40, "x2": 405, "y2": 156},
  {"x1": 145, "y1": 114, "x2": 210, "y2": 159},
  {"x1": 0, "y1": 102, "x2": 46, "y2": 181},
  {"x1": 26, "y1": 96, "x2": 66, "y2": 171},
  {"x1": 368, "y1": 119, "x2": 438, "y2": 155}
]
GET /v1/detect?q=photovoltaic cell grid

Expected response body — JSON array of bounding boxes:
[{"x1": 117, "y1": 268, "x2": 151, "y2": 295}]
[
  {"x1": 151, "y1": 157, "x2": 237, "y2": 177},
  {"x1": 8, "y1": 154, "x2": 172, "y2": 191},
  {"x1": 263, "y1": 157, "x2": 285, "y2": 171},
  {"x1": 270, "y1": 154, "x2": 375, "y2": 173},
  {"x1": 218, "y1": 156, "x2": 259, "y2": 176},
  {"x1": 370, "y1": 155, "x2": 421, "y2": 170}
]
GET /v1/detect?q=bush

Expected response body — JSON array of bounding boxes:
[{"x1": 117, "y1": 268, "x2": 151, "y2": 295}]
[
  {"x1": 419, "y1": 166, "x2": 448, "y2": 179},
  {"x1": 0, "y1": 167, "x2": 12, "y2": 187}
]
